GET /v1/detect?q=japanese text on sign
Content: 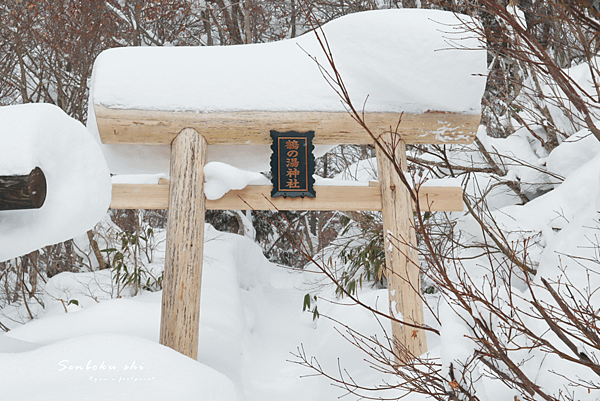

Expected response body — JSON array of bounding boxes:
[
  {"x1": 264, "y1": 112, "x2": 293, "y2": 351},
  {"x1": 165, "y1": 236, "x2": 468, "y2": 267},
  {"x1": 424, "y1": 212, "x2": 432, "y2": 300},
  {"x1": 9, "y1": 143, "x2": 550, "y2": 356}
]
[{"x1": 270, "y1": 130, "x2": 315, "y2": 198}]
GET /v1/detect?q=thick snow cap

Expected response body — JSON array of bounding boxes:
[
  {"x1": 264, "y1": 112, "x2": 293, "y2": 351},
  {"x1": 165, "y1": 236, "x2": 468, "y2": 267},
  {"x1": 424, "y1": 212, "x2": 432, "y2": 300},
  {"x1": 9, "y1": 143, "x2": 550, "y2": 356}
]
[
  {"x1": 91, "y1": 9, "x2": 485, "y2": 114},
  {"x1": 88, "y1": 9, "x2": 487, "y2": 174},
  {"x1": 0, "y1": 104, "x2": 111, "y2": 262}
]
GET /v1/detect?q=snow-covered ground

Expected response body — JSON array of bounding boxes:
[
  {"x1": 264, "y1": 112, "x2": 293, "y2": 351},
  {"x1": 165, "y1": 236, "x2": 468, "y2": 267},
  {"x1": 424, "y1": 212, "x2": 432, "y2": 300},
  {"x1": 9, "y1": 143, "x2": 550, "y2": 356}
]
[
  {"x1": 0, "y1": 224, "x2": 394, "y2": 401},
  {"x1": 2, "y1": 121, "x2": 600, "y2": 400}
]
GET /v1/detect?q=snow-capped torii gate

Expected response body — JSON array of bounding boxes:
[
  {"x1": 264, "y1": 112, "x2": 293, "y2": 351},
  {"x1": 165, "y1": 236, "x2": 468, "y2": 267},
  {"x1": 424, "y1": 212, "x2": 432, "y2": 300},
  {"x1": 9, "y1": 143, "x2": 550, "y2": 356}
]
[
  {"x1": 99, "y1": 108, "x2": 479, "y2": 360},
  {"x1": 88, "y1": 8, "x2": 487, "y2": 362}
]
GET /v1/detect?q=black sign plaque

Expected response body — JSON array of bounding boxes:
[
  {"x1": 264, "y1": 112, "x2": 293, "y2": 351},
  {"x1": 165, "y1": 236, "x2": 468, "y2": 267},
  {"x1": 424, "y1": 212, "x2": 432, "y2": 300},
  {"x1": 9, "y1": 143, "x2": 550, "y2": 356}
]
[{"x1": 270, "y1": 130, "x2": 316, "y2": 198}]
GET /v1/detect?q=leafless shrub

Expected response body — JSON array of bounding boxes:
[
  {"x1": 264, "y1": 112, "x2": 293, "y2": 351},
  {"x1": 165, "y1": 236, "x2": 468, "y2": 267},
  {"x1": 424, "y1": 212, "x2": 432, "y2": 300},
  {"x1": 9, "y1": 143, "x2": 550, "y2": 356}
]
[{"x1": 282, "y1": 5, "x2": 600, "y2": 400}]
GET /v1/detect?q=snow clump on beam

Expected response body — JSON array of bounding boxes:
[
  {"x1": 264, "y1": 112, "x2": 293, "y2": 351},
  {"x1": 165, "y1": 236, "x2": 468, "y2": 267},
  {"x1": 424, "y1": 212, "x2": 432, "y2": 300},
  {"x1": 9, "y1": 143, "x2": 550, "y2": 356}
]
[{"x1": 0, "y1": 104, "x2": 111, "y2": 262}]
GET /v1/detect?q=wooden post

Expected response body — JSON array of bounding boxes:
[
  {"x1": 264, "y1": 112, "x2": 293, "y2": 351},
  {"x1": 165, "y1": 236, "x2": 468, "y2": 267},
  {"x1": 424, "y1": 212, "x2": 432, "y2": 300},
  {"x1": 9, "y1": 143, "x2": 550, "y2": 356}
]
[
  {"x1": 0, "y1": 167, "x2": 47, "y2": 211},
  {"x1": 159, "y1": 128, "x2": 207, "y2": 359},
  {"x1": 376, "y1": 136, "x2": 427, "y2": 361}
]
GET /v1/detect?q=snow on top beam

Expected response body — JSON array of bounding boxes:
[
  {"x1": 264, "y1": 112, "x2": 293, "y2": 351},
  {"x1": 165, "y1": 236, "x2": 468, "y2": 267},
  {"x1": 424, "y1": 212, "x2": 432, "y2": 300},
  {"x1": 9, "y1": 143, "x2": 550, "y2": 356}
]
[{"x1": 90, "y1": 10, "x2": 486, "y2": 146}]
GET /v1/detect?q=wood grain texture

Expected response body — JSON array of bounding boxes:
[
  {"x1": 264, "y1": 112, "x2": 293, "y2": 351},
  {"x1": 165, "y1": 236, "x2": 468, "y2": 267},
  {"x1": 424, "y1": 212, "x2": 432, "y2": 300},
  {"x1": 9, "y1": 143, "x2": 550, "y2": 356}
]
[
  {"x1": 110, "y1": 183, "x2": 463, "y2": 212},
  {"x1": 159, "y1": 128, "x2": 207, "y2": 359},
  {"x1": 0, "y1": 167, "x2": 47, "y2": 211},
  {"x1": 208, "y1": 185, "x2": 380, "y2": 211},
  {"x1": 376, "y1": 138, "x2": 427, "y2": 361},
  {"x1": 111, "y1": 183, "x2": 170, "y2": 209},
  {"x1": 95, "y1": 104, "x2": 479, "y2": 145}
]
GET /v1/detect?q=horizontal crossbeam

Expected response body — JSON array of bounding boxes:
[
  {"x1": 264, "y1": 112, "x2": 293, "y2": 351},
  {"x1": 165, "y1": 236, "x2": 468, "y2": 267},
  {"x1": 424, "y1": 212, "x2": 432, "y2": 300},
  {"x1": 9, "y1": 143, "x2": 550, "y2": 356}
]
[
  {"x1": 110, "y1": 183, "x2": 463, "y2": 212},
  {"x1": 95, "y1": 105, "x2": 479, "y2": 146}
]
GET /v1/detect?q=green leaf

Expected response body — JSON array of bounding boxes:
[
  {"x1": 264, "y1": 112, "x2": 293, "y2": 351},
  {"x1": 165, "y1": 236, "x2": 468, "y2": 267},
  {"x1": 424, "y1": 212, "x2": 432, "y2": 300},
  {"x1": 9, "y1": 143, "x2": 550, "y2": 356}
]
[
  {"x1": 68, "y1": 299, "x2": 79, "y2": 306},
  {"x1": 303, "y1": 293, "x2": 311, "y2": 311},
  {"x1": 348, "y1": 280, "x2": 356, "y2": 295}
]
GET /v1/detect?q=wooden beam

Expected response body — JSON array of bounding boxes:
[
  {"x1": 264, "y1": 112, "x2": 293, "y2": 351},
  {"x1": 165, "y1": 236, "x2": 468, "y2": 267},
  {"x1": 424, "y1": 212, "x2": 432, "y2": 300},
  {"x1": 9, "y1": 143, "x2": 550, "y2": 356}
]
[
  {"x1": 110, "y1": 183, "x2": 463, "y2": 212},
  {"x1": 0, "y1": 167, "x2": 47, "y2": 211},
  {"x1": 111, "y1": 183, "x2": 170, "y2": 209},
  {"x1": 159, "y1": 128, "x2": 207, "y2": 359},
  {"x1": 208, "y1": 185, "x2": 382, "y2": 211},
  {"x1": 95, "y1": 104, "x2": 480, "y2": 146}
]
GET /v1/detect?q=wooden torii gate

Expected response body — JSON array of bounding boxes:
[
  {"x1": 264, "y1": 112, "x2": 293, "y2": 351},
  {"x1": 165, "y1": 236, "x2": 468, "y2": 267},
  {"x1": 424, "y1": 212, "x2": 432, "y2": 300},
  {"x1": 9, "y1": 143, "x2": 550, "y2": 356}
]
[{"x1": 97, "y1": 106, "x2": 478, "y2": 360}]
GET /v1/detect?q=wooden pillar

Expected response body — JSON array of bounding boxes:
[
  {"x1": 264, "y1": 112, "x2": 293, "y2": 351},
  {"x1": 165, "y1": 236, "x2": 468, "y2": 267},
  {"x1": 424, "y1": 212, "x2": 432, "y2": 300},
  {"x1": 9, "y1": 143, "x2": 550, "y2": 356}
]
[
  {"x1": 159, "y1": 128, "x2": 207, "y2": 359},
  {"x1": 376, "y1": 136, "x2": 427, "y2": 361}
]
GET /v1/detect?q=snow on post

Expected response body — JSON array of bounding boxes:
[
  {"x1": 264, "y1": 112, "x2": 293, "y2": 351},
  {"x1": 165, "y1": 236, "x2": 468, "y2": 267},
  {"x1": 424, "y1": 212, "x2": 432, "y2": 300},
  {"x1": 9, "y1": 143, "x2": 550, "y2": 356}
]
[{"x1": 0, "y1": 104, "x2": 111, "y2": 262}]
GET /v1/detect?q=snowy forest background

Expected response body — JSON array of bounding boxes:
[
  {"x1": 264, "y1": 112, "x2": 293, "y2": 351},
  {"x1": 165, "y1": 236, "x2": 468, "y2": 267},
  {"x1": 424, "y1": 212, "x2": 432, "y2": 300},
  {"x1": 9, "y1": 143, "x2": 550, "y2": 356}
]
[{"x1": 2, "y1": 1, "x2": 600, "y2": 400}]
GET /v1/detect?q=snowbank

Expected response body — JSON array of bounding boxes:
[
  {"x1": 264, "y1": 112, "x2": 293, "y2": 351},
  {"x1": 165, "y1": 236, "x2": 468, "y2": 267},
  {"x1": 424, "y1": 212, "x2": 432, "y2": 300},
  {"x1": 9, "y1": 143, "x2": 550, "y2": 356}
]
[
  {"x1": 1, "y1": 224, "x2": 398, "y2": 401},
  {"x1": 390, "y1": 120, "x2": 600, "y2": 401},
  {"x1": 0, "y1": 333, "x2": 237, "y2": 401},
  {"x1": 546, "y1": 128, "x2": 600, "y2": 180},
  {"x1": 0, "y1": 104, "x2": 111, "y2": 262}
]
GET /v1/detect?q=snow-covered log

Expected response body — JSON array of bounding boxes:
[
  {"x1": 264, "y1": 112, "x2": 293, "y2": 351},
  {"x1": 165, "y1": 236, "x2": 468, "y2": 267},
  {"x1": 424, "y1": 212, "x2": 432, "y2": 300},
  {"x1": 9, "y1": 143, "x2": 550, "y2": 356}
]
[
  {"x1": 93, "y1": 107, "x2": 480, "y2": 146},
  {"x1": 0, "y1": 167, "x2": 47, "y2": 210},
  {"x1": 0, "y1": 104, "x2": 111, "y2": 262}
]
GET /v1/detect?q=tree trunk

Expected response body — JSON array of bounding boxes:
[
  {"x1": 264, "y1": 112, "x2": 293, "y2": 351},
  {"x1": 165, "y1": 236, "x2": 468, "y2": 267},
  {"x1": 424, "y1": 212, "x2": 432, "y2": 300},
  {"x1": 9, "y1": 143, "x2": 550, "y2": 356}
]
[
  {"x1": 244, "y1": 0, "x2": 251, "y2": 44},
  {"x1": 87, "y1": 230, "x2": 106, "y2": 270},
  {"x1": 290, "y1": 0, "x2": 296, "y2": 38},
  {"x1": 202, "y1": 9, "x2": 213, "y2": 46}
]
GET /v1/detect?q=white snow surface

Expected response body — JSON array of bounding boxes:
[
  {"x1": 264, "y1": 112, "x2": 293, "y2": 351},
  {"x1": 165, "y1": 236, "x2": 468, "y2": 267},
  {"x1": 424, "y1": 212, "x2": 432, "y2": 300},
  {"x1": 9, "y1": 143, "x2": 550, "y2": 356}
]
[
  {"x1": 334, "y1": 157, "x2": 379, "y2": 182},
  {"x1": 90, "y1": 10, "x2": 486, "y2": 115},
  {"x1": 441, "y1": 126, "x2": 600, "y2": 401},
  {"x1": 1, "y1": 226, "x2": 397, "y2": 401},
  {"x1": 0, "y1": 333, "x2": 237, "y2": 401},
  {"x1": 4, "y1": 122, "x2": 600, "y2": 400},
  {"x1": 547, "y1": 128, "x2": 600, "y2": 180},
  {"x1": 421, "y1": 177, "x2": 462, "y2": 187},
  {"x1": 0, "y1": 104, "x2": 111, "y2": 262}
]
